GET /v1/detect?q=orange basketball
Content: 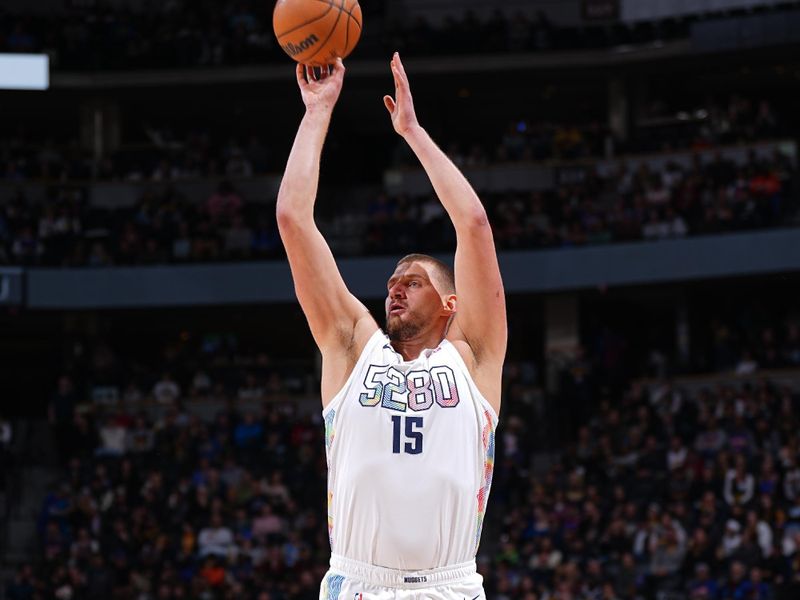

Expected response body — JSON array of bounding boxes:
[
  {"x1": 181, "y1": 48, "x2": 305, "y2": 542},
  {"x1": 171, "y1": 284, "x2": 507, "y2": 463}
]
[{"x1": 273, "y1": 0, "x2": 362, "y2": 66}]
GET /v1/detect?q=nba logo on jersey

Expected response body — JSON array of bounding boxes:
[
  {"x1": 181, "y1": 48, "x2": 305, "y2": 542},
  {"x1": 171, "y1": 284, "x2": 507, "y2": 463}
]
[{"x1": 353, "y1": 594, "x2": 363, "y2": 600}]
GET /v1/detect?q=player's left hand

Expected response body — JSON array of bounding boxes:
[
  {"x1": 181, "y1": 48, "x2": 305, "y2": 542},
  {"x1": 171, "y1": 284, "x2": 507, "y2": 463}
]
[{"x1": 383, "y1": 52, "x2": 420, "y2": 137}]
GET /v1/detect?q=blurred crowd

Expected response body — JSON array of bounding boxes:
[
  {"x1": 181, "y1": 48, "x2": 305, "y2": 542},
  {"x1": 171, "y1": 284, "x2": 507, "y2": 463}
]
[
  {"x1": 20, "y1": 400, "x2": 329, "y2": 600},
  {"x1": 489, "y1": 372, "x2": 800, "y2": 600},
  {"x1": 0, "y1": 0, "x2": 773, "y2": 71},
  {"x1": 0, "y1": 144, "x2": 796, "y2": 266},
  {"x1": 0, "y1": 181, "x2": 284, "y2": 266},
  {"x1": 709, "y1": 319, "x2": 800, "y2": 378},
  {"x1": 371, "y1": 148, "x2": 796, "y2": 255},
  {"x1": 6, "y1": 342, "x2": 800, "y2": 598},
  {"x1": 628, "y1": 97, "x2": 782, "y2": 156},
  {"x1": 392, "y1": 97, "x2": 782, "y2": 168},
  {"x1": 48, "y1": 330, "x2": 313, "y2": 420},
  {"x1": 0, "y1": 94, "x2": 782, "y2": 184},
  {"x1": 0, "y1": 131, "x2": 274, "y2": 184}
]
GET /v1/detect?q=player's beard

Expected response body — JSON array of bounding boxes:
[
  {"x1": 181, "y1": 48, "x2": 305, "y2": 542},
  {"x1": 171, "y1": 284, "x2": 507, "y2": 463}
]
[{"x1": 386, "y1": 311, "x2": 424, "y2": 341}]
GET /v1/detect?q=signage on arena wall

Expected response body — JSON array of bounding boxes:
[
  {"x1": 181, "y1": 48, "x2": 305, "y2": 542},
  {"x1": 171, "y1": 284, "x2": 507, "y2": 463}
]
[
  {"x1": 621, "y1": 0, "x2": 783, "y2": 23},
  {"x1": 582, "y1": 0, "x2": 619, "y2": 21},
  {"x1": 0, "y1": 54, "x2": 49, "y2": 90},
  {"x1": 0, "y1": 268, "x2": 24, "y2": 306}
]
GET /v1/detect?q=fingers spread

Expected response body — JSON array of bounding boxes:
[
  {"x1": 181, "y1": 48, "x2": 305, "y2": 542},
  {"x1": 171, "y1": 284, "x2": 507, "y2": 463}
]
[{"x1": 296, "y1": 63, "x2": 307, "y2": 87}]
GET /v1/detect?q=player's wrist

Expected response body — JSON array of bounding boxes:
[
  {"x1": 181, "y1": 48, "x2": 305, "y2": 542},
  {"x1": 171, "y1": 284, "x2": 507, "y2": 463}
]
[
  {"x1": 304, "y1": 104, "x2": 335, "y2": 122},
  {"x1": 399, "y1": 122, "x2": 425, "y2": 140}
]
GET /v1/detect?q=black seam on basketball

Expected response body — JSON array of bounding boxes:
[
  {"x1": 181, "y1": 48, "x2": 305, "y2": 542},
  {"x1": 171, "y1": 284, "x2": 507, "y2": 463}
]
[
  {"x1": 275, "y1": 2, "x2": 334, "y2": 39},
  {"x1": 342, "y1": 5, "x2": 353, "y2": 55},
  {"x1": 345, "y1": 12, "x2": 361, "y2": 55},
  {"x1": 313, "y1": 0, "x2": 360, "y2": 27},
  {"x1": 347, "y1": 0, "x2": 362, "y2": 29},
  {"x1": 302, "y1": 0, "x2": 345, "y2": 62},
  {"x1": 343, "y1": 9, "x2": 351, "y2": 56}
]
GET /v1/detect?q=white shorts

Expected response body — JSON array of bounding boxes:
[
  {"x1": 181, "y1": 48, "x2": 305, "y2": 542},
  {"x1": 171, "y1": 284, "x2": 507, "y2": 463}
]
[{"x1": 319, "y1": 554, "x2": 486, "y2": 600}]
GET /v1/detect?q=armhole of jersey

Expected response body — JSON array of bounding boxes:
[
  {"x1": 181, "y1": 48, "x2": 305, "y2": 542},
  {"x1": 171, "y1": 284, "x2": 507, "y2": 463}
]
[
  {"x1": 322, "y1": 329, "x2": 387, "y2": 418},
  {"x1": 441, "y1": 340, "x2": 499, "y2": 426}
]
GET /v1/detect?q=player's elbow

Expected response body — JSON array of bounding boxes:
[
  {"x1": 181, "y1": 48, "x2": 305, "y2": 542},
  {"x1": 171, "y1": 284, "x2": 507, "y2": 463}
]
[
  {"x1": 275, "y1": 203, "x2": 295, "y2": 228},
  {"x1": 275, "y1": 200, "x2": 311, "y2": 231},
  {"x1": 461, "y1": 206, "x2": 490, "y2": 230}
]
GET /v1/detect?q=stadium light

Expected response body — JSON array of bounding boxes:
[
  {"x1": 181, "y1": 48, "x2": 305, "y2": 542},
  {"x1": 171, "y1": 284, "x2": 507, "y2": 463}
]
[{"x1": 0, "y1": 53, "x2": 49, "y2": 90}]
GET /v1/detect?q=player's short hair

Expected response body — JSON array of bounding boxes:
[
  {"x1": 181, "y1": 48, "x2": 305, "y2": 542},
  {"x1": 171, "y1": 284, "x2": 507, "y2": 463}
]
[{"x1": 396, "y1": 254, "x2": 455, "y2": 295}]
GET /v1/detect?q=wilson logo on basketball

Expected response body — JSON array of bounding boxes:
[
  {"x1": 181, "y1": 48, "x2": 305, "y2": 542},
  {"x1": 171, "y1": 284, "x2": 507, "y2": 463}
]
[{"x1": 281, "y1": 33, "x2": 319, "y2": 57}]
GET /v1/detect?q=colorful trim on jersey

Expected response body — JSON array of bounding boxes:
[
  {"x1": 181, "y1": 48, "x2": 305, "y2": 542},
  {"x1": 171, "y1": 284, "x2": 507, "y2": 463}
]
[
  {"x1": 323, "y1": 573, "x2": 345, "y2": 600},
  {"x1": 327, "y1": 490, "x2": 334, "y2": 547},
  {"x1": 324, "y1": 409, "x2": 336, "y2": 454},
  {"x1": 475, "y1": 409, "x2": 496, "y2": 552}
]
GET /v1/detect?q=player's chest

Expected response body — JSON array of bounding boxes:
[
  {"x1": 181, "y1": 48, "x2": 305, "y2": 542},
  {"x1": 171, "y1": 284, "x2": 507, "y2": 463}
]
[{"x1": 344, "y1": 360, "x2": 474, "y2": 457}]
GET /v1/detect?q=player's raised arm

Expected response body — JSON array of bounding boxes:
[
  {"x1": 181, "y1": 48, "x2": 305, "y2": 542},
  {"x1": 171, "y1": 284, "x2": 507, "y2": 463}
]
[
  {"x1": 277, "y1": 59, "x2": 376, "y2": 398},
  {"x1": 383, "y1": 52, "x2": 507, "y2": 408}
]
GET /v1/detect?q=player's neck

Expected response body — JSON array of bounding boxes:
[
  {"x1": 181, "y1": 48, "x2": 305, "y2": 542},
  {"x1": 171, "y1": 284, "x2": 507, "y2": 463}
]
[
  {"x1": 390, "y1": 339, "x2": 438, "y2": 361},
  {"x1": 389, "y1": 328, "x2": 447, "y2": 361}
]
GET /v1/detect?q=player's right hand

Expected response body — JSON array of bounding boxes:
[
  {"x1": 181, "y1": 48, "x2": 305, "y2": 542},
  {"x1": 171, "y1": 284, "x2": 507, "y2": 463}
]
[
  {"x1": 384, "y1": 52, "x2": 420, "y2": 137},
  {"x1": 296, "y1": 57, "x2": 345, "y2": 114}
]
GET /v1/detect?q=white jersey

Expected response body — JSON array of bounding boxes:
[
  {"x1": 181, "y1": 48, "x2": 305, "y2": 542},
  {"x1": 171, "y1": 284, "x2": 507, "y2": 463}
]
[{"x1": 323, "y1": 329, "x2": 498, "y2": 571}]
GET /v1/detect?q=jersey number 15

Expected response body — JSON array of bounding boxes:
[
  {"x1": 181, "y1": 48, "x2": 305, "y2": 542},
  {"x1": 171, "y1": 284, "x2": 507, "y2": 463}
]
[{"x1": 391, "y1": 415, "x2": 423, "y2": 455}]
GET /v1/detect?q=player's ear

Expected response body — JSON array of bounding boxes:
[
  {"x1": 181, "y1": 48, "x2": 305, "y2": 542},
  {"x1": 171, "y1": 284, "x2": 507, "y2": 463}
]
[{"x1": 441, "y1": 294, "x2": 457, "y2": 316}]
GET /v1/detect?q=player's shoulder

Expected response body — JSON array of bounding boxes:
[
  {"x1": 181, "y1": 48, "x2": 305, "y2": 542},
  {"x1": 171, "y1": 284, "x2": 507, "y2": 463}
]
[{"x1": 443, "y1": 336, "x2": 476, "y2": 370}]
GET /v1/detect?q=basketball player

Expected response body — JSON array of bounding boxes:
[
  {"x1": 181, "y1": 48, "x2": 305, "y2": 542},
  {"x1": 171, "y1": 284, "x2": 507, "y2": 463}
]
[{"x1": 276, "y1": 53, "x2": 506, "y2": 600}]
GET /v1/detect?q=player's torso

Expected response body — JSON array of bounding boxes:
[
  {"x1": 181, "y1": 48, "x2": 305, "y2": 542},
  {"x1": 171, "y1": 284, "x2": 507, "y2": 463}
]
[{"x1": 323, "y1": 330, "x2": 497, "y2": 571}]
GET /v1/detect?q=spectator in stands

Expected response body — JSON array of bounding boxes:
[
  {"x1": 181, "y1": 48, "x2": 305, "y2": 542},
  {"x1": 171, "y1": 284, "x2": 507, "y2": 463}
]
[
  {"x1": 224, "y1": 214, "x2": 254, "y2": 259},
  {"x1": 784, "y1": 324, "x2": 800, "y2": 366},
  {"x1": 4, "y1": 564, "x2": 39, "y2": 600},
  {"x1": 735, "y1": 350, "x2": 759, "y2": 375},
  {"x1": 206, "y1": 180, "x2": 244, "y2": 224},
  {"x1": 190, "y1": 369, "x2": 213, "y2": 397},
  {"x1": 718, "y1": 560, "x2": 750, "y2": 599},
  {"x1": 225, "y1": 147, "x2": 254, "y2": 178},
  {"x1": 199, "y1": 555, "x2": 227, "y2": 589},
  {"x1": 126, "y1": 414, "x2": 155, "y2": 454},
  {"x1": 48, "y1": 375, "x2": 77, "y2": 462},
  {"x1": 233, "y1": 411, "x2": 264, "y2": 453},
  {"x1": 648, "y1": 520, "x2": 687, "y2": 592},
  {"x1": 0, "y1": 413, "x2": 11, "y2": 447},
  {"x1": 252, "y1": 503, "x2": 285, "y2": 541},
  {"x1": 198, "y1": 513, "x2": 234, "y2": 559},
  {"x1": 152, "y1": 372, "x2": 181, "y2": 404},
  {"x1": 724, "y1": 455, "x2": 756, "y2": 507},
  {"x1": 96, "y1": 414, "x2": 128, "y2": 457},
  {"x1": 11, "y1": 226, "x2": 43, "y2": 264}
]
